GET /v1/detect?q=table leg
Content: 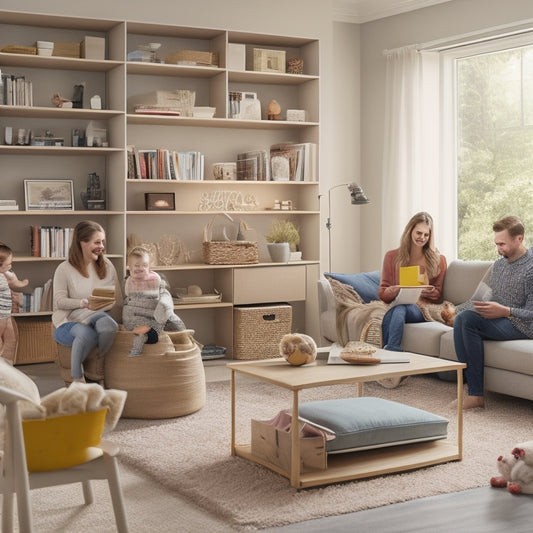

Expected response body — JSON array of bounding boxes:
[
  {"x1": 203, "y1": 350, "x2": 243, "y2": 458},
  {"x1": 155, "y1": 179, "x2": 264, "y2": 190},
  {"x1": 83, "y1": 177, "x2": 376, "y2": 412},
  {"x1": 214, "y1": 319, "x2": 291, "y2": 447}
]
[
  {"x1": 231, "y1": 369, "x2": 236, "y2": 456},
  {"x1": 290, "y1": 389, "x2": 300, "y2": 488}
]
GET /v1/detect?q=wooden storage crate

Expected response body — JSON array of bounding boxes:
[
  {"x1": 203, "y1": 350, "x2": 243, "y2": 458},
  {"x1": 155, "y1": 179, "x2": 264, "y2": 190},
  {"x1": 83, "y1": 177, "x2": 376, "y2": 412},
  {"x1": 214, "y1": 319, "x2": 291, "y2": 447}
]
[
  {"x1": 233, "y1": 304, "x2": 292, "y2": 359},
  {"x1": 251, "y1": 418, "x2": 327, "y2": 473},
  {"x1": 14, "y1": 316, "x2": 57, "y2": 365}
]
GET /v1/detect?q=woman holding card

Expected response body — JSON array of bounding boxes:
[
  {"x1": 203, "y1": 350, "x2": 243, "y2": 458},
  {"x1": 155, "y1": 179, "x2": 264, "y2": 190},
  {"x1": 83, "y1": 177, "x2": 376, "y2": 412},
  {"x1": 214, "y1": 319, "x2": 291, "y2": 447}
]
[
  {"x1": 378, "y1": 211, "x2": 447, "y2": 352},
  {"x1": 52, "y1": 220, "x2": 122, "y2": 382}
]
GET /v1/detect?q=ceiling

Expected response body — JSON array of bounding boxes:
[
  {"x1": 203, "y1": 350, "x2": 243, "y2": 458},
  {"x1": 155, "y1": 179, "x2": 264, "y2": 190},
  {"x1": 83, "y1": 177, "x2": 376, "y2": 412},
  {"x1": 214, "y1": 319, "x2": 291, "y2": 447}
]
[{"x1": 333, "y1": 0, "x2": 454, "y2": 23}]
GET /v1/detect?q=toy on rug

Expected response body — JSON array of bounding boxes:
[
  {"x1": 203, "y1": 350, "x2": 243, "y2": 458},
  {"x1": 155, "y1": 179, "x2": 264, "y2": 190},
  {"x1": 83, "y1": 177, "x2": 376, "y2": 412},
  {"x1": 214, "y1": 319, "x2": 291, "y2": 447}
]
[
  {"x1": 279, "y1": 333, "x2": 317, "y2": 366},
  {"x1": 490, "y1": 440, "x2": 533, "y2": 494}
]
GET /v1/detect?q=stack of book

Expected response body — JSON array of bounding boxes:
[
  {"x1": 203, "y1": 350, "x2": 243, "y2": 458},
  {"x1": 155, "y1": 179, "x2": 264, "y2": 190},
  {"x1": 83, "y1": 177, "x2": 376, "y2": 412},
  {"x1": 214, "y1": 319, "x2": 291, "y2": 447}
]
[
  {"x1": 127, "y1": 145, "x2": 204, "y2": 180},
  {"x1": 0, "y1": 200, "x2": 19, "y2": 211}
]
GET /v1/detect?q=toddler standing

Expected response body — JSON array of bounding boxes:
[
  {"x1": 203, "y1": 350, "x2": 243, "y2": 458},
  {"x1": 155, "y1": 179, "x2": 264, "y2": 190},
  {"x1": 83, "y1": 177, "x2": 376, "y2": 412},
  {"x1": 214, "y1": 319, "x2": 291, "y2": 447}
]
[
  {"x1": 0, "y1": 243, "x2": 29, "y2": 364},
  {"x1": 123, "y1": 246, "x2": 185, "y2": 357}
]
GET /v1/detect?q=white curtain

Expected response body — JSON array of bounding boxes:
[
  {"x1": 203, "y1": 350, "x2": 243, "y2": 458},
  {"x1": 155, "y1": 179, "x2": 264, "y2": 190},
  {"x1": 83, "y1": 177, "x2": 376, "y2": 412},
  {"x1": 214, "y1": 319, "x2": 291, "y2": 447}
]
[{"x1": 381, "y1": 46, "x2": 451, "y2": 258}]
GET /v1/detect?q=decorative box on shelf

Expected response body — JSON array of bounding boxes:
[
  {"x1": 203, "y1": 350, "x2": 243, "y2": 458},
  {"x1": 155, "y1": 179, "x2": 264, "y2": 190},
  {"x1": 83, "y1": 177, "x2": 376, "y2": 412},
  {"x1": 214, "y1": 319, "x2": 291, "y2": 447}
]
[{"x1": 165, "y1": 49, "x2": 219, "y2": 67}]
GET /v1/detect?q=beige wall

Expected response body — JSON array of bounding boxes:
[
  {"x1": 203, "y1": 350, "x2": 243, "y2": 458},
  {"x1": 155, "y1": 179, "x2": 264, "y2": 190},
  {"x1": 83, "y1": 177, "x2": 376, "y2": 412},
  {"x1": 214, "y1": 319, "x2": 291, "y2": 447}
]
[{"x1": 359, "y1": 0, "x2": 533, "y2": 271}]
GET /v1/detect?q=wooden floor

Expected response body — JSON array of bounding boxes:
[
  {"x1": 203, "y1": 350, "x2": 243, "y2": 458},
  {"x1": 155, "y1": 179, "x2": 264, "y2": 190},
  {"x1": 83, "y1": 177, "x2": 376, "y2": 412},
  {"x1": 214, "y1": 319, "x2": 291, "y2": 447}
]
[{"x1": 263, "y1": 486, "x2": 533, "y2": 532}]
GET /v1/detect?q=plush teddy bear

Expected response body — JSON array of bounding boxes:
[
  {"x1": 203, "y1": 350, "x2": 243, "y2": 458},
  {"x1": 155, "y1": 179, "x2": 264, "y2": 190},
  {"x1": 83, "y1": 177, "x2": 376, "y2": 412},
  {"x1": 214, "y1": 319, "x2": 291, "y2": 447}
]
[{"x1": 490, "y1": 441, "x2": 533, "y2": 495}]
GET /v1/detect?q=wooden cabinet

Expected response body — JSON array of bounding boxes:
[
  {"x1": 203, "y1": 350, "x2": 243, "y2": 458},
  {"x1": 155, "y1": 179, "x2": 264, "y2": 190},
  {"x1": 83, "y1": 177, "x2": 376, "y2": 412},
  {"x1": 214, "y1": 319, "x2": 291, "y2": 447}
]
[{"x1": 0, "y1": 10, "x2": 320, "y2": 360}]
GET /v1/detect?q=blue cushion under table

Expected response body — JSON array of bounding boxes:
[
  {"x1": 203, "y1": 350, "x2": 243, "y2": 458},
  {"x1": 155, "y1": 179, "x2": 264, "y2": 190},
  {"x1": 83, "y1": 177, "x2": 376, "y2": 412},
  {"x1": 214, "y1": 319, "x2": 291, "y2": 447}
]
[{"x1": 298, "y1": 397, "x2": 448, "y2": 454}]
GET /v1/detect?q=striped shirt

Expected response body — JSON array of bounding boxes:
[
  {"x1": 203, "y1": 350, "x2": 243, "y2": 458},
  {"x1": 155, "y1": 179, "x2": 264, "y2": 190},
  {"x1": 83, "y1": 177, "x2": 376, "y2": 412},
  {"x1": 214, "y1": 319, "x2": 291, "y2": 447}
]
[{"x1": 0, "y1": 274, "x2": 11, "y2": 318}]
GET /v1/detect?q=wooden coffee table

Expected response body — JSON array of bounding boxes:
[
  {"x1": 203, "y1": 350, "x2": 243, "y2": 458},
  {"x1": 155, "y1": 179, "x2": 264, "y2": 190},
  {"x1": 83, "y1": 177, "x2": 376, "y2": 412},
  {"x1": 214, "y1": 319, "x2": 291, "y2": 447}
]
[{"x1": 228, "y1": 352, "x2": 466, "y2": 489}]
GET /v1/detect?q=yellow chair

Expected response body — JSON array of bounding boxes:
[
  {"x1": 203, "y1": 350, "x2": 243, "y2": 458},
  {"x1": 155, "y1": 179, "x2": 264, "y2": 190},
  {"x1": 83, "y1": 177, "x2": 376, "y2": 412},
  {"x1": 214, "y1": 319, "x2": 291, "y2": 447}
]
[{"x1": 0, "y1": 386, "x2": 129, "y2": 533}]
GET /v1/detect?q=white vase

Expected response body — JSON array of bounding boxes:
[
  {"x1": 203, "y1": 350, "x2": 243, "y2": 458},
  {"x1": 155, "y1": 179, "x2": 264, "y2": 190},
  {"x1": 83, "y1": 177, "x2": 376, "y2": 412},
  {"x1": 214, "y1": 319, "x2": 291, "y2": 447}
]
[{"x1": 267, "y1": 242, "x2": 290, "y2": 263}]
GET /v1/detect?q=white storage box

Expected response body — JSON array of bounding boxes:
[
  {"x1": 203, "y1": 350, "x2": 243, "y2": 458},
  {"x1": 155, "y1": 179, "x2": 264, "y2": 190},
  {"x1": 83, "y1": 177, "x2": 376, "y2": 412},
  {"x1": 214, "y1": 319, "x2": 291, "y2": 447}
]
[{"x1": 81, "y1": 36, "x2": 105, "y2": 60}]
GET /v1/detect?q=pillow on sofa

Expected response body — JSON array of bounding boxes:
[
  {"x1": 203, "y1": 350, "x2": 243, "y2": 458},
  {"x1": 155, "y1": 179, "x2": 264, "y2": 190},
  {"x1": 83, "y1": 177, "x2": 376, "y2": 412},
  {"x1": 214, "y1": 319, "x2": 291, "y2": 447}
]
[{"x1": 325, "y1": 271, "x2": 380, "y2": 303}]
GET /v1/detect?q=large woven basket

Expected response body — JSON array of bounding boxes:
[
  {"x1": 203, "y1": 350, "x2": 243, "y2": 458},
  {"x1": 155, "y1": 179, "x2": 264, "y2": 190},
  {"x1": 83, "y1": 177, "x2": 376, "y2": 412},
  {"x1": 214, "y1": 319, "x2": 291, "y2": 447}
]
[
  {"x1": 14, "y1": 317, "x2": 58, "y2": 365},
  {"x1": 202, "y1": 214, "x2": 258, "y2": 265},
  {"x1": 233, "y1": 304, "x2": 292, "y2": 359}
]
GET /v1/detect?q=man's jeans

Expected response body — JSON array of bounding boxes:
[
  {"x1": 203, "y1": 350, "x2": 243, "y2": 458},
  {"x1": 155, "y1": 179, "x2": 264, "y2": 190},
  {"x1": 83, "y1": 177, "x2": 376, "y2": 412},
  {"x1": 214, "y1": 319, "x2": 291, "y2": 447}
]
[{"x1": 453, "y1": 310, "x2": 527, "y2": 396}]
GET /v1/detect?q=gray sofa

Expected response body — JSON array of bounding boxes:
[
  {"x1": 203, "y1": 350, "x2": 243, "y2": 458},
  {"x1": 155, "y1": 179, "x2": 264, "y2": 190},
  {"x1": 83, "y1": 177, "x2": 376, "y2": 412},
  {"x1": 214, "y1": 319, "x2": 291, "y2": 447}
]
[{"x1": 317, "y1": 260, "x2": 533, "y2": 402}]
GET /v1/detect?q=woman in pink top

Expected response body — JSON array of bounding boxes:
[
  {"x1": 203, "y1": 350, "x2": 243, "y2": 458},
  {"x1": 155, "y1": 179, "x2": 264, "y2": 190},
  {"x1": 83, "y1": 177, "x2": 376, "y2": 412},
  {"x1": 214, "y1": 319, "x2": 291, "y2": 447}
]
[{"x1": 378, "y1": 212, "x2": 447, "y2": 351}]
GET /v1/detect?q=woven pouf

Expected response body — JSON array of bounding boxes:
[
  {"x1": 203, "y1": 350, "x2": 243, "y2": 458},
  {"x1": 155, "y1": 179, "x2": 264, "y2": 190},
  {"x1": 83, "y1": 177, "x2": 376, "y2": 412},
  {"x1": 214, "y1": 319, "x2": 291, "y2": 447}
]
[
  {"x1": 56, "y1": 344, "x2": 104, "y2": 386},
  {"x1": 104, "y1": 329, "x2": 206, "y2": 419}
]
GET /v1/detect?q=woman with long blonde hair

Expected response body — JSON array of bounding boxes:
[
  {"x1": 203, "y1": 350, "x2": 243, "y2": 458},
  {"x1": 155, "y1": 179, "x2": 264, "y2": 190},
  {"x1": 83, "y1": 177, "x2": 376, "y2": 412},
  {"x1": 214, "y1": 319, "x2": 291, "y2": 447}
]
[{"x1": 378, "y1": 212, "x2": 447, "y2": 351}]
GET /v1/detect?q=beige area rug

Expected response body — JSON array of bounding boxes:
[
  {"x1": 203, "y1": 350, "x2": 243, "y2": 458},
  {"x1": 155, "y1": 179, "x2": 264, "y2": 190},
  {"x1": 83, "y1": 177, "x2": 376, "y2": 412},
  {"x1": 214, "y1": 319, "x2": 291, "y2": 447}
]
[{"x1": 109, "y1": 375, "x2": 533, "y2": 531}]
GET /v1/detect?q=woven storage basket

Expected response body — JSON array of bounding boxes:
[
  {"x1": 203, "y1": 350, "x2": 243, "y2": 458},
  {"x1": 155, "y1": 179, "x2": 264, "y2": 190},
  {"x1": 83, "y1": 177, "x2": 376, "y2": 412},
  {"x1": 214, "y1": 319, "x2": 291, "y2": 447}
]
[
  {"x1": 202, "y1": 214, "x2": 258, "y2": 265},
  {"x1": 233, "y1": 304, "x2": 292, "y2": 360},
  {"x1": 14, "y1": 317, "x2": 58, "y2": 365}
]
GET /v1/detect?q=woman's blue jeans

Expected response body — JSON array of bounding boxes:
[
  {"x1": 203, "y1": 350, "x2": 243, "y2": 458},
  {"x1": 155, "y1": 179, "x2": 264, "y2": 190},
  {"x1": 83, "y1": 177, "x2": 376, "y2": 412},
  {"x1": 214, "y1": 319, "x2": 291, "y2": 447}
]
[
  {"x1": 453, "y1": 310, "x2": 527, "y2": 396},
  {"x1": 382, "y1": 304, "x2": 424, "y2": 351},
  {"x1": 54, "y1": 313, "x2": 118, "y2": 379}
]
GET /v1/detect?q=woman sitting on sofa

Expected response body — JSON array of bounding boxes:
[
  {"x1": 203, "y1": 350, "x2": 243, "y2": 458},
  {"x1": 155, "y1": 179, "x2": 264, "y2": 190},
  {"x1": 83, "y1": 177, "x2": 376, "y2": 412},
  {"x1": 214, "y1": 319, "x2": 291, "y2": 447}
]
[{"x1": 378, "y1": 211, "x2": 447, "y2": 352}]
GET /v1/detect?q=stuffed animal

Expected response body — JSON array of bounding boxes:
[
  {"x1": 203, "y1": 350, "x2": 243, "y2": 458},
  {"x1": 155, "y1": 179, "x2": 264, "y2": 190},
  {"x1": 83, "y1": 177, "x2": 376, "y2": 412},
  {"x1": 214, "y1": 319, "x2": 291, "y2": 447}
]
[
  {"x1": 279, "y1": 333, "x2": 317, "y2": 366},
  {"x1": 440, "y1": 302, "x2": 456, "y2": 327},
  {"x1": 490, "y1": 441, "x2": 533, "y2": 494}
]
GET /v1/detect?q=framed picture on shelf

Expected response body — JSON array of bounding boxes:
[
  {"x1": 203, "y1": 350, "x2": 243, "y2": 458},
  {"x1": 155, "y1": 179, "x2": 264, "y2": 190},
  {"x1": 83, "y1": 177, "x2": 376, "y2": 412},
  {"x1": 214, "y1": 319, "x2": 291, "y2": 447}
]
[
  {"x1": 24, "y1": 179, "x2": 74, "y2": 210},
  {"x1": 145, "y1": 192, "x2": 175, "y2": 211}
]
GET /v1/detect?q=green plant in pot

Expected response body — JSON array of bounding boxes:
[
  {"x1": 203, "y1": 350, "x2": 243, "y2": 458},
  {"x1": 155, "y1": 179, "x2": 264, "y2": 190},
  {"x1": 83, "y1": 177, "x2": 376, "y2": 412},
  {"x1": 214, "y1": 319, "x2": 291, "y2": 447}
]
[{"x1": 265, "y1": 219, "x2": 300, "y2": 263}]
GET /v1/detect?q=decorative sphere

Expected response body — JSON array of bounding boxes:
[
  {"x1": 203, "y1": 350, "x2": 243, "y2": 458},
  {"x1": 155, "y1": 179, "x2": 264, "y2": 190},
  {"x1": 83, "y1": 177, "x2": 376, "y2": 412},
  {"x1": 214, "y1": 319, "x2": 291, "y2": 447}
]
[
  {"x1": 279, "y1": 333, "x2": 317, "y2": 366},
  {"x1": 187, "y1": 284, "x2": 202, "y2": 296}
]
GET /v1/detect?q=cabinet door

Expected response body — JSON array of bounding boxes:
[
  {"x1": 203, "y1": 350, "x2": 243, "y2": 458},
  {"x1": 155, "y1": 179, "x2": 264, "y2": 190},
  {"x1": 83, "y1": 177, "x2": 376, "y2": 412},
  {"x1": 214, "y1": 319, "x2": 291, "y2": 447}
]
[{"x1": 233, "y1": 265, "x2": 306, "y2": 305}]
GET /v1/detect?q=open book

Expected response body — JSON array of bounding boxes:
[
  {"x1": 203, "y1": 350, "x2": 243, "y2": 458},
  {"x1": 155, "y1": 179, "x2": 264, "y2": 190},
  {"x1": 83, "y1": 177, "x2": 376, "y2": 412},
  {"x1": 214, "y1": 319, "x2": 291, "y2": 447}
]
[
  {"x1": 89, "y1": 287, "x2": 116, "y2": 311},
  {"x1": 391, "y1": 286, "x2": 433, "y2": 307}
]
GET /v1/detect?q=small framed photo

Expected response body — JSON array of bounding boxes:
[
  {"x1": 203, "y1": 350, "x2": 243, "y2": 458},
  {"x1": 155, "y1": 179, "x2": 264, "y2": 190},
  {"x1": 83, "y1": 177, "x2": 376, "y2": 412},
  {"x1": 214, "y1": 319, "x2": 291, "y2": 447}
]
[
  {"x1": 24, "y1": 179, "x2": 74, "y2": 210},
  {"x1": 145, "y1": 192, "x2": 175, "y2": 211}
]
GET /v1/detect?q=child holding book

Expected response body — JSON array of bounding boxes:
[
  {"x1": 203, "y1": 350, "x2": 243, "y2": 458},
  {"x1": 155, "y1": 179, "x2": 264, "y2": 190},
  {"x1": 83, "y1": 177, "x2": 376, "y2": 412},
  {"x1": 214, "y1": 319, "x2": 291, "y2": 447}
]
[
  {"x1": 0, "y1": 243, "x2": 29, "y2": 364},
  {"x1": 123, "y1": 246, "x2": 185, "y2": 357}
]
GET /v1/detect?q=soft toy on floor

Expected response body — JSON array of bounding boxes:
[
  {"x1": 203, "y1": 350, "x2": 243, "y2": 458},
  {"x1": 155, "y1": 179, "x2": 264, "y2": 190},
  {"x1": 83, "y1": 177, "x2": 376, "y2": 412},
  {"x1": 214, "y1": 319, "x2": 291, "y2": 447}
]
[{"x1": 490, "y1": 441, "x2": 533, "y2": 494}]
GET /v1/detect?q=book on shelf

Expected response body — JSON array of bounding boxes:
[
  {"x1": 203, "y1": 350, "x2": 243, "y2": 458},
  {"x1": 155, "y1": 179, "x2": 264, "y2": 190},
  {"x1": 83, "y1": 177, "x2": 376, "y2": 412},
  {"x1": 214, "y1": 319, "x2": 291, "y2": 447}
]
[
  {"x1": 30, "y1": 225, "x2": 74, "y2": 258},
  {"x1": 0, "y1": 199, "x2": 19, "y2": 211},
  {"x1": 236, "y1": 150, "x2": 269, "y2": 181},
  {"x1": 127, "y1": 145, "x2": 204, "y2": 180},
  {"x1": 11, "y1": 278, "x2": 53, "y2": 314},
  {"x1": 133, "y1": 104, "x2": 181, "y2": 116},
  {"x1": 1, "y1": 73, "x2": 33, "y2": 106},
  {"x1": 270, "y1": 142, "x2": 317, "y2": 182}
]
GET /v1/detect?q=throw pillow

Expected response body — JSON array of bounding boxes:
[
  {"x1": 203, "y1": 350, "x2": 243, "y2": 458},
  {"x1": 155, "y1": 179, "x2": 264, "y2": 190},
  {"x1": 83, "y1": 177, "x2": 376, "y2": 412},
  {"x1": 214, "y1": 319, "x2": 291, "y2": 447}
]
[{"x1": 325, "y1": 271, "x2": 381, "y2": 303}]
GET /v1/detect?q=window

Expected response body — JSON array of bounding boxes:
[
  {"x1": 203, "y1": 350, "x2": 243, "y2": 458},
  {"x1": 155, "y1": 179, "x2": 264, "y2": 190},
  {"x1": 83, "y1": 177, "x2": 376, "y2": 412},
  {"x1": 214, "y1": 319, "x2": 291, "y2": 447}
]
[{"x1": 447, "y1": 36, "x2": 533, "y2": 260}]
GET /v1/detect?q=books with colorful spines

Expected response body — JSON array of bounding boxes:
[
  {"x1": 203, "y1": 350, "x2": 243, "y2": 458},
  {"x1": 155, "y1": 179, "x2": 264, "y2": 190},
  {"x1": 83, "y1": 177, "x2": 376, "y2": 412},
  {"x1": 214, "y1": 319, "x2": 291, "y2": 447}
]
[{"x1": 89, "y1": 287, "x2": 116, "y2": 311}]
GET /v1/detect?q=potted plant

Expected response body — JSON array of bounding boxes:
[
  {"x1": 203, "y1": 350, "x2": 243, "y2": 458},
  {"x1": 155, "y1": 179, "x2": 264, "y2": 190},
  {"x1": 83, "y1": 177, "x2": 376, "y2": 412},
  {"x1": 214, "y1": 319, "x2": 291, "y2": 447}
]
[{"x1": 265, "y1": 219, "x2": 300, "y2": 263}]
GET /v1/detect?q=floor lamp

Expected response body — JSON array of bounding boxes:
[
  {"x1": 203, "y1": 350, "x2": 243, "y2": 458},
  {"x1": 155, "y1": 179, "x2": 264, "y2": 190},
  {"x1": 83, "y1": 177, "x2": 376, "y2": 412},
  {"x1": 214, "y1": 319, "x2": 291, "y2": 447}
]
[{"x1": 325, "y1": 182, "x2": 370, "y2": 272}]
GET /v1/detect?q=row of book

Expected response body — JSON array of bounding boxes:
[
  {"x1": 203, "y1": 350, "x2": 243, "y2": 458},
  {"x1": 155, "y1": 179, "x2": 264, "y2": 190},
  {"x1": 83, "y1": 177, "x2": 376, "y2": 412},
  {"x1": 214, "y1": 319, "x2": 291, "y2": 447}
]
[
  {"x1": 30, "y1": 225, "x2": 74, "y2": 258},
  {"x1": 127, "y1": 146, "x2": 205, "y2": 181},
  {"x1": 127, "y1": 142, "x2": 317, "y2": 182},
  {"x1": 1, "y1": 72, "x2": 34, "y2": 106},
  {"x1": 238, "y1": 142, "x2": 317, "y2": 182},
  {"x1": 12, "y1": 279, "x2": 53, "y2": 313}
]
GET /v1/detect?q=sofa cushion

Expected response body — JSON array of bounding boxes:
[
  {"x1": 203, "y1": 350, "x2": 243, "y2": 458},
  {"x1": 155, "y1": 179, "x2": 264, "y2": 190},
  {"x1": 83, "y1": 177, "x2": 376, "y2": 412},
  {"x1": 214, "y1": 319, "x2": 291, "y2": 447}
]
[
  {"x1": 402, "y1": 322, "x2": 450, "y2": 357},
  {"x1": 484, "y1": 339, "x2": 533, "y2": 375},
  {"x1": 325, "y1": 271, "x2": 380, "y2": 303},
  {"x1": 298, "y1": 397, "x2": 448, "y2": 454},
  {"x1": 442, "y1": 260, "x2": 492, "y2": 305}
]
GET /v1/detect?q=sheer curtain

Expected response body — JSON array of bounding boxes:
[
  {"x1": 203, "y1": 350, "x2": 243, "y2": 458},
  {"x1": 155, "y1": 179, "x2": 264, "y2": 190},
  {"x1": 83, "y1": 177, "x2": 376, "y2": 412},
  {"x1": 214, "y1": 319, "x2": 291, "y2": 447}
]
[{"x1": 381, "y1": 46, "x2": 451, "y2": 258}]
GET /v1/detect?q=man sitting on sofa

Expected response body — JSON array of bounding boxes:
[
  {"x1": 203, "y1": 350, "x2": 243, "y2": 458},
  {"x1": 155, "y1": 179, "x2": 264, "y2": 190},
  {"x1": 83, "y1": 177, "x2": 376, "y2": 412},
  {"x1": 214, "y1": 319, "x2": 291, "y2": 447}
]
[{"x1": 453, "y1": 216, "x2": 533, "y2": 409}]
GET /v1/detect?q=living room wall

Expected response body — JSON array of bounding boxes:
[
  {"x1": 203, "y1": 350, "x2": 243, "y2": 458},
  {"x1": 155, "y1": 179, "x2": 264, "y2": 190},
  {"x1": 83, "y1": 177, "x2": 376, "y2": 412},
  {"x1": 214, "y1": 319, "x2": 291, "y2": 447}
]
[{"x1": 358, "y1": 0, "x2": 533, "y2": 272}]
